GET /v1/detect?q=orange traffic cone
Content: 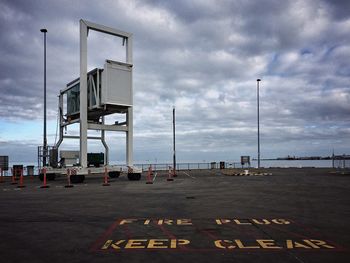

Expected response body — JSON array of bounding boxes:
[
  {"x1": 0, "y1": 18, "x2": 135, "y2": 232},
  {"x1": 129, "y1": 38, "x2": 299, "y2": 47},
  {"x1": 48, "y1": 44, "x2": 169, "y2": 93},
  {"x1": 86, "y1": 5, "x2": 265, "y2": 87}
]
[
  {"x1": 0, "y1": 167, "x2": 4, "y2": 183},
  {"x1": 65, "y1": 169, "x2": 74, "y2": 188},
  {"x1": 102, "y1": 167, "x2": 110, "y2": 186},
  {"x1": 173, "y1": 166, "x2": 177, "y2": 177},
  {"x1": 17, "y1": 168, "x2": 26, "y2": 188},
  {"x1": 11, "y1": 168, "x2": 17, "y2": 185},
  {"x1": 40, "y1": 168, "x2": 50, "y2": 188},
  {"x1": 167, "y1": 166, "x2": 174, "y2": 181},
  {"x1": 146, "y1": 165, "x2": 153, "y2": 184}
]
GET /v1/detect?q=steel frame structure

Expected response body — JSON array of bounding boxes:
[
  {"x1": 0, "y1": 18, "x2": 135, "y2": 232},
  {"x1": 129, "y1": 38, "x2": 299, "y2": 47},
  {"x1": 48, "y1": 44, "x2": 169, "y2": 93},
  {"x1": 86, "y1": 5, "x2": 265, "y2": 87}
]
[{"x1": 55, "y1": 19, "x2": 133, "y2": 168}]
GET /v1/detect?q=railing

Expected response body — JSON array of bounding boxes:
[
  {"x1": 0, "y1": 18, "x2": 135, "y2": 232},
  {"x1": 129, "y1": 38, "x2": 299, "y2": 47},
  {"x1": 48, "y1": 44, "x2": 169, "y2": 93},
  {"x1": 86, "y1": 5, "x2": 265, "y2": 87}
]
[
  {"x1": 333, "y1": 159, "x2": 350, "y2": 169},
  {"x1": 1, "y1": 162, "x2": 246, "y2": 176},
  {"x1": 0, "y1": 166, "x2": 37, "y2": 177},
  {"x1": 135, "y1": 162, "x2": 244, "y2": 172}
]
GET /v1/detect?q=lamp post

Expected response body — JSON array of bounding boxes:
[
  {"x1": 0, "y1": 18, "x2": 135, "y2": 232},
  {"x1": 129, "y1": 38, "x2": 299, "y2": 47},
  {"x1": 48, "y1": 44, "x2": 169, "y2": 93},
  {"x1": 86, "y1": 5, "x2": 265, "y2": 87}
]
[
  {"x1": 172, "y1": 106, "x2": 177, "y2": 177},
  {"x1": 256, "y1": 79, "x2": 261, "y2": 169},
  {"x1": 40, "y1": 28, "x2": 47, "y2": 166}
]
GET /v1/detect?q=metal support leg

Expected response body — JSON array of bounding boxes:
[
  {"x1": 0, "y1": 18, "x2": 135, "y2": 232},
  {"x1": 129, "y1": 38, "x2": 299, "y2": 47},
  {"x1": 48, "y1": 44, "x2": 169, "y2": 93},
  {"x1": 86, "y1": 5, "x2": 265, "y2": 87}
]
[
  {"x1": 55, "y1": 94, "x2": 64, "y2": 150},
  {"x1": 79, "y1": 20, "x2": 88, "y2": 168},
  {"x1": 101, "y1": 117, "x2": 109, "y2": 165},
  {"x1": 126, "y1": 107, "x2": 133, "y2": 166}
]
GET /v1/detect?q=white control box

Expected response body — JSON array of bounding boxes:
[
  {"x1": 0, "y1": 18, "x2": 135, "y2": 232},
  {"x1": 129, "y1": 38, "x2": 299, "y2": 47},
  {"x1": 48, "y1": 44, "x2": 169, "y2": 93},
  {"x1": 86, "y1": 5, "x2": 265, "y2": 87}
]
[{"x1": 101, "y1": 60, "x2": 132, "y2": 107}]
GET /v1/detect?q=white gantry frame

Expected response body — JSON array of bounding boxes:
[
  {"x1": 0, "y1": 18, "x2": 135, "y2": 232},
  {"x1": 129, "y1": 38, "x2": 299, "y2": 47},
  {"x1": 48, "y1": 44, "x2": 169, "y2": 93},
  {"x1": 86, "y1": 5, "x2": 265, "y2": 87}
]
[
  {"x1": 79, "y1": 19, "x2": 133, "y2": 168},
  {"x1": 56, "y1": 19, "x2": 133, "y2": 168}
]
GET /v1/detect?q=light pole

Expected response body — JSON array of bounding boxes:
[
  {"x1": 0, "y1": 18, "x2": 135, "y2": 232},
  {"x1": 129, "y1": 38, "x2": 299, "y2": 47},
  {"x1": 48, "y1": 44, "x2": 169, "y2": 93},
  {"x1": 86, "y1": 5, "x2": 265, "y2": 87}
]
[
  {"x1": 257, "y1": 79, "x2": 261, "y2": 169},
  {"x1": 40, "y1": 28, "x2": 47, "y2": 166},
  {"x1": 172, "y1": 106, "x2": 177, "y2": 177}
]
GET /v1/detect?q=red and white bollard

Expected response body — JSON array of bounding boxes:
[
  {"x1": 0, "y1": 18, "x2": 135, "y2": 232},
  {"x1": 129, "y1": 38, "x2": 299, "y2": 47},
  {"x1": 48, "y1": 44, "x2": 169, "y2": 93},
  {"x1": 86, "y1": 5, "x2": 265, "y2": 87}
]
[
  {"x1": 40, "y1": 168, "x2": 50, "y2": 188},
  {"x1": 146, "y1": 165, "x2": 153, "y2": 184},
  {"x1": 0, "y1": 167, "x2": 4, "y2": 183},
  {"x1": 17, "y1": 168, "x2": 26, "y2": 188},
  {"x1": 11, "y1": 168, "x2": 17, "y2": 185},
  {"x1": 167, "y1": 166, "x2": 174, "y2": 181},
  {"x1": 173, "y1": 166, "x2": 177, "y2": 177},
  {"x1": 65, "y1": 168, "x2": 74, "y2": 188},
  {"x1": 102, "y1": 167, "x2": 110, "y2": 186}
]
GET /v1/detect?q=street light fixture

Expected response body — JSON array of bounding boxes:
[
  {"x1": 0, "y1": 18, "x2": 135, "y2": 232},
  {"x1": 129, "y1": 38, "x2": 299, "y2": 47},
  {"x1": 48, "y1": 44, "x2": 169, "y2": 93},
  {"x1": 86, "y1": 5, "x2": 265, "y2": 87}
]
[
  {"x1": 172, "y1": 106, "x2": 177, "y2": 177},
  {"x1": 257, "y1": 78, "x2": 261, "y2": 169},
  {"x1": 40, "y1": 28, "x2": 48, "y2": 166}
]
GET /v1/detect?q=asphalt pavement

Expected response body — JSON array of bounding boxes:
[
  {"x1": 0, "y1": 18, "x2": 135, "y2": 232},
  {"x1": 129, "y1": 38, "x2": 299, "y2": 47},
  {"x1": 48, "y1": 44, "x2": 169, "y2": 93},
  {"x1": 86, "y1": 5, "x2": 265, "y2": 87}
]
[{"x1": 0, "y1": 168, "x2": 349, "y2": 262}]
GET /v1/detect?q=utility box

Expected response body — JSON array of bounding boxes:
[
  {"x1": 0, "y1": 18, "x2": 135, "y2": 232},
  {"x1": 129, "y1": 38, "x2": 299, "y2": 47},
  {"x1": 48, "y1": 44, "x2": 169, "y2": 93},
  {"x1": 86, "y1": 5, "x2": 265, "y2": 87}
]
[
  {"x1": 64, "y1": 60, "x2": 132, "y2": 121},
  {"x1": 50, "y1": 148, "x2": 58, "y2": 168},
  {"x1": 27, "y1": 165, "x2": 35, "y2": 176},
  {"x1": 87, "y1": 152, "x2": 104, "y2": 167},
  {"x1": 241, "y1": 156, "x2": 250, "y2": 167},
  {"x1": 210, "y1": 162, "x2": 216, "y2": 169},
  {"x1": 0, "y1": 156, "x2": 9, "y2": 171},
  {"x1": 13, "y1": 165, "x2": 23, "y2": 177},
  {"x1": 60, "y1": 151, "x2": 80, "y2": 166},
  {"x1": 101, "y1": 61, "x2": 132, "y2": 107},
  {"x1": 219, "y1": 161, "x2": 225, "y2": 169}
]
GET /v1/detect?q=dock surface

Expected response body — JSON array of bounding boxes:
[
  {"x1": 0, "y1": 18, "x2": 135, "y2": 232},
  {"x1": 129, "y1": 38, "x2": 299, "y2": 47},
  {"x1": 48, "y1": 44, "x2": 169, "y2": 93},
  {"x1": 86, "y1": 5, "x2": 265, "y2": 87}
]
[{"x1": 0, "y1": 168, "x2": 349, "y2": 262}]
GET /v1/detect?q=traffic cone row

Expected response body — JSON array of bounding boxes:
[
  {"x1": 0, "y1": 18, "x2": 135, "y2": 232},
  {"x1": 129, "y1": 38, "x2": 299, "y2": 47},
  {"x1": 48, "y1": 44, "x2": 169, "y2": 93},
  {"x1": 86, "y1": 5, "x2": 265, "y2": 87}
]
[{"x1": 1, "y1": 167, "x2": 28, "y2": 187}]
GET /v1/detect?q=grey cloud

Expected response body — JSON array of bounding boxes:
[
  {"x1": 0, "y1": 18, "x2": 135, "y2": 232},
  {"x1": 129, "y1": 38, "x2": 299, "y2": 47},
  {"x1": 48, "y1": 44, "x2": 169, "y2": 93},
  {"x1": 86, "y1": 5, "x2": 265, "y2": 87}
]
[
  {"x1": 0, "y1": 0, "x2": 349, "y2": 162},
  {"x1": 322, "y1": 0, "x2": 350, "y2": 20}
]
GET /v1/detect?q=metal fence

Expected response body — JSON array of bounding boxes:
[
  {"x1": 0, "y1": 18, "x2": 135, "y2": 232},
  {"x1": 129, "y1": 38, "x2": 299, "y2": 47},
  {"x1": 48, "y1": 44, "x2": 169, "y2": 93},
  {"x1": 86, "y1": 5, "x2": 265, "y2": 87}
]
[
  {"x1": 333, "y1": 159, "x2": 350, "y2": 169},
  {"x1": 136, "y1": 162, "x2": 244, "y2": 172},
  {"x1": 1, "y1": 161, "x2": 248, "y2": 176},
  {"x1": 0, "y1": 166, "x2": 38, "y2": 177}
]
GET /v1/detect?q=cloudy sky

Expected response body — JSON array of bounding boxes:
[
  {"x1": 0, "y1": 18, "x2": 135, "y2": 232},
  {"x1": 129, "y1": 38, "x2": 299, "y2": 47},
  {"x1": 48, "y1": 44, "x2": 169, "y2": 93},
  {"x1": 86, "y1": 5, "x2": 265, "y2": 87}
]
[{"x1": 0, "y1": 0, "x2": 349, "y2": 165}]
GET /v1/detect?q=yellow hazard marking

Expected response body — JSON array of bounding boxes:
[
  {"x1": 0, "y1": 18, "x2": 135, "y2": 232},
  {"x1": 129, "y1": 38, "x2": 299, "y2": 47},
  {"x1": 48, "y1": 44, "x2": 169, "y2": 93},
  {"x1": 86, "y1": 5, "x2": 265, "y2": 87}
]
[
  {"x1": 272, "y1": 219, "x2": 290, "y2": 224},
  {"x1": 125, "y1": 239, "x2": 147, "y2": 249},
  {"x1": 102, "y1": 239, "x2": 191, "y2": 250},
  {"x1": 102, "y1": 238, "x2": 335, "y2": 250},
  {"x1": 98, "y1": 218, "x2": 337, "y2": 251},
  {"x1": 307, "y1": 239, "x2": 335, "y2": 249},
  {"x1": 158, "y1": 219, "x2": 174, "y2": 225},
  {"x1": 215, "y1": 219, "x2": 222, "y2": 225},
  {"x1": 214, "y1": 240, "x2": 236, "y2": 249},
  {"x1": 251, "y1": 219, "x2": 271, "y2": 225},
  {"x1": 170, "y1": 239, "x2": 177, "y2": 248},
  {"x1": 215, "y1": 218, "x2": 290, "y2": 225},
  {"x1": 303, "y1": 239, "x2": 320, "y2": 249},
  {"x1": 170, "y1": 239, "x2": 190, "y2": 248},
  {"x1": 234, "y1": 239, "x2": 260, "y2": 249},
  {"x1": 119, "y1": 219, "x2": 137, "y2": 225},
  {"x1": 256, "y1": 239, "x2": 282, "y2": 249},
  {"x1": 286, "y1": 240, "x2": 333, "y2": 249},
  {"x1": 234, "y1": 219, "x2": 252, "y2": 225},
  {"x1": 107, "y1": 240, "x2": 125, "y2": 250},
  {"x1": 147, "y1": 239, "x2": 168, "y2": 249},
  {"x1": 119, "y1": 218, "x2": 291, "y2": 226},
  {"x1": 177, "y1": 239, "x2": 190, "y2": 246},
  {"x1": 287, "y1": 240, "x2": 311, "y2": 249},
  {"x1": 112, "y1": 240, "x2": 126, "y2": 249},
  {"x1": 214, "y1": 239, "x2": 334, "y2": 250},
  {"x1": 177, "y1": 219, "x2": 192, "y2": 225},
  {"x1": 101, "y1": 240, "x2": 113, "y2": 249},
  {"x1": 118, "y1": 218, "x2": 195, "y2": 225}
]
